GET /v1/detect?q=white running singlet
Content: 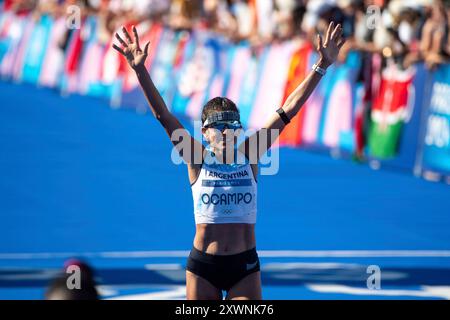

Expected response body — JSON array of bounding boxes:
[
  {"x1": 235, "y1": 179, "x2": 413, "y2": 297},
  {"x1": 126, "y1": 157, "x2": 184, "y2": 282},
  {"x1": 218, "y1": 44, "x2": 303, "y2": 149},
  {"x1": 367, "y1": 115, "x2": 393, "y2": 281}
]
[{"x1": 191, "y1": 150, "x2": 257, "y2": 224}]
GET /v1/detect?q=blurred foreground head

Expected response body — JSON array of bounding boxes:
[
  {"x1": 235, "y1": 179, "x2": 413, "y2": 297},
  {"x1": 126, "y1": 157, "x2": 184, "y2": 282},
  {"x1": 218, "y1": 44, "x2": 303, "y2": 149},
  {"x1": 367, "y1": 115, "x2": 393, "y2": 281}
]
[{"x1": 45, "y1": 259, "x2": 99, "y2": 300}]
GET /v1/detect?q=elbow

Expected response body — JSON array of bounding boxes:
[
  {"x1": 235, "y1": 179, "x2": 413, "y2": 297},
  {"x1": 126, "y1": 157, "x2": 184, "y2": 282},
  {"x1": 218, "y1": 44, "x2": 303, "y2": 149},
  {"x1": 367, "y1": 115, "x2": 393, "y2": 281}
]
[
  {"x1": 156, "y1": 111, "x2": 172, "y2": 124},
  {"x1": 282, "y1": 102, "x2": 296, "y2": 116},
  {"x1": 284, "y1": 100, "x2": 304, "y2": 119}
]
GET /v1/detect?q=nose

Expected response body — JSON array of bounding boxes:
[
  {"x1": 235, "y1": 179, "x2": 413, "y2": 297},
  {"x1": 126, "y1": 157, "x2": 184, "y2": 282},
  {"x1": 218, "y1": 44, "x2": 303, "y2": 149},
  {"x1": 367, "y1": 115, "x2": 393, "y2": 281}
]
[
  {"x1": 223, "y1": 131, "x2": 238, "y2": 143},
  {"x1": 222, "y1": 127, "x2": 237, "y2": 135}
]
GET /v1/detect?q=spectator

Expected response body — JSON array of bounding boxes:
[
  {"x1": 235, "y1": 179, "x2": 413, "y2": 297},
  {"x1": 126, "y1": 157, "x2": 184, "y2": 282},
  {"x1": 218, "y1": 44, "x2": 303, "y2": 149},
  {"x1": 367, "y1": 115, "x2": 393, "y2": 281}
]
[
  {"x1": 45, "y1": 259, "x2": 99, "y2": 300},
  {"x1": 272, "y1": 0, "x2": 297, "y2": 40},
  {"x1": 228, "y1": 0, "x2": 257, "y2": 42},
  {"x1": 420, "y1": 0, "x2": 449, "y2": 69},
  {"x1": 169, "y1": 0, "x2": 203, "y2": 30}
]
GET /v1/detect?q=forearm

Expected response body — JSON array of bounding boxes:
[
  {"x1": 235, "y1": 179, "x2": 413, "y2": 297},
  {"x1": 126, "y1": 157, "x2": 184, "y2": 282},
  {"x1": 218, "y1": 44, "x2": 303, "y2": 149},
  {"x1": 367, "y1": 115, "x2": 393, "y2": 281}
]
[
  {"x1": 282, "y1": 59, "x2": 329, "y2": 119},
  {"x1": 134, "y1": 65, "x2": 170, "y2": 121}
]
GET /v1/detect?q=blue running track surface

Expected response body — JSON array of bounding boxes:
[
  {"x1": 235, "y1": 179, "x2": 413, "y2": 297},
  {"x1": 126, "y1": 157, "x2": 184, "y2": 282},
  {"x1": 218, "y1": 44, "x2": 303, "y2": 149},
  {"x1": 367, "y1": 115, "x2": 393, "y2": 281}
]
[{"x1": 0, "y1": 81, "x2": 449, "y2": 299}]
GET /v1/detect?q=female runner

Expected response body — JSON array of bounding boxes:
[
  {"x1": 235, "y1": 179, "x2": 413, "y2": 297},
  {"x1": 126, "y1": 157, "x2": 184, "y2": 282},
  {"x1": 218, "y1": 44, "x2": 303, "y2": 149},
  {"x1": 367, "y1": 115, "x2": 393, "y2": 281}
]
[{"x1": 113, "y1": 21, "x2": 345, "y2": 300}]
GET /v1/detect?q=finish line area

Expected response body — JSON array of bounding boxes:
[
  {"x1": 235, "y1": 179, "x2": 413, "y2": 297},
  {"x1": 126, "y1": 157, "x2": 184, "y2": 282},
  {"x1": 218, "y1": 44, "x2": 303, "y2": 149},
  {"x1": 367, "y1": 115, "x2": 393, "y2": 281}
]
[
  {"x1": 1, "y1": 81, "x2": 449, "y2": 299},
  {"x1": 1, "y1": 251, "x2": 450, "y2": 299}
]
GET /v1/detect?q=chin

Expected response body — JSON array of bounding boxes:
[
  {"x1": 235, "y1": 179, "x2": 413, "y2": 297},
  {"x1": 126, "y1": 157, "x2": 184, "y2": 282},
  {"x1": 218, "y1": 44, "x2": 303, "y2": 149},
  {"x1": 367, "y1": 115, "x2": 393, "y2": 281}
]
[
  {"x1": 217, "y1": 144, "x2": 226, "y2": 151},
  {"x1": 212, "y1": 140, "x2": 235, "y2": 152}
]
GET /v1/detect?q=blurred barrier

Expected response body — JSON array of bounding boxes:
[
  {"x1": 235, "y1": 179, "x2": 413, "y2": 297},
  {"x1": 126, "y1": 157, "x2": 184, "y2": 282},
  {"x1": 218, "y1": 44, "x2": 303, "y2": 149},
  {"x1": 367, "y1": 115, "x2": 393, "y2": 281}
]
[
  {"x1": 0, "y1": 12, "x2": 449, "y2": 181},
  {"x1": 420, "y1": 64, "x2": 450, "y2": 177}
]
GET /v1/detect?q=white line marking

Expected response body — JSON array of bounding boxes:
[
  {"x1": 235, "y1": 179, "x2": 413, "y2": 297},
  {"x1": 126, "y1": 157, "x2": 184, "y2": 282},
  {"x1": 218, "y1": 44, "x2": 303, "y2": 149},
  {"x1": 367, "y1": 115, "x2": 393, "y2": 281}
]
[
  {"x1": 1, "y1": 250, "x2": 450, "y2": 260},
  {"x1": 262, "y1": 262, "x2": 361, "y2": 270},
  {"x1": 105, "y1": 285, "x2": 186, "y2": 300},
  {"x1": 258, "y1": 250, "x2": 450, "y2": 258},
  {"x1": 144, "y1": 264, "x2": 183, "y2": 270},
  {"x1": 307, "y1": 284, "x2": 450, "y2": 299}
]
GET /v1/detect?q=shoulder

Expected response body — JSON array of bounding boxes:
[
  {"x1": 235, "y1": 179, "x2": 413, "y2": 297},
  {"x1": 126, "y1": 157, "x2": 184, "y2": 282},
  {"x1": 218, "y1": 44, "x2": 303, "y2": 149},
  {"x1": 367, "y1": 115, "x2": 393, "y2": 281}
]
[
  {"x1": 188, "y1": 147, "x2": 209, "y2": 186},
  {"x1": 250, "y1": 163, "x2": 258, "y2": 183}
]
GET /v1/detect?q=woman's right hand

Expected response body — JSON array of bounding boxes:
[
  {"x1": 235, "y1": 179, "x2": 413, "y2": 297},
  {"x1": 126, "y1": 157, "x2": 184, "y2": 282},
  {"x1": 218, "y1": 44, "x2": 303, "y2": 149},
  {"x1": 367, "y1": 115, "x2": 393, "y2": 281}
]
[{"x1": 112, "y1": 26, "x2": 150, "y2": 70}]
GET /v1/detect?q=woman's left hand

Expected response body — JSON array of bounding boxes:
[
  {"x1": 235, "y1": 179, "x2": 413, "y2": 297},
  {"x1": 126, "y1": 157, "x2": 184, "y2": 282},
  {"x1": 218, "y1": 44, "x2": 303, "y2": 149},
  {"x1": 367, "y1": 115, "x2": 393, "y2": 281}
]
[{"x1": 316, "y1": 21, "x2": 346, "y2": 68}]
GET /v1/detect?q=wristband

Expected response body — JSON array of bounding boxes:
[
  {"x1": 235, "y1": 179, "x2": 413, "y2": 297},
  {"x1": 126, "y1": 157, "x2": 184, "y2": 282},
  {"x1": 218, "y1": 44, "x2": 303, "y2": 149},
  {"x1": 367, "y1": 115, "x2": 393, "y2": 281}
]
[
  {"x1": 276, "y1": 108, "x2": 291, "y2": 125},
  {"x1": 312, "y1": 63, "x2": 327, "y2": 76}
]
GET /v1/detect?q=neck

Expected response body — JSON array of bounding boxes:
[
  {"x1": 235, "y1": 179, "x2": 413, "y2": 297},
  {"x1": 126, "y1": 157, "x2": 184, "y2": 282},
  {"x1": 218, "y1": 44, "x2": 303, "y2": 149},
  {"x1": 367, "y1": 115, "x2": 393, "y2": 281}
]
[{"x1": 210, "y1": 148, "x2": 236, "y2": 165}]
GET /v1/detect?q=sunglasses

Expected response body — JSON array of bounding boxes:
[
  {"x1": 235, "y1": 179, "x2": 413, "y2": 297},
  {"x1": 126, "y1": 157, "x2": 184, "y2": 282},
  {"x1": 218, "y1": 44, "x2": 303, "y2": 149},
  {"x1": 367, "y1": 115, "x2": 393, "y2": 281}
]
[{"x1": 204, "y1": 121, "x2": 242, "y2": 131}]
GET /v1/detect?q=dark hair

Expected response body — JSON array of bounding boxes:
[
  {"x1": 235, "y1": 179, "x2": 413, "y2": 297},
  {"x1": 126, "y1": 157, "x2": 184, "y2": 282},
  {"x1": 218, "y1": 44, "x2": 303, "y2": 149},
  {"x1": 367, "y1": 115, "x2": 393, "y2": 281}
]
[
  {"x1": 45, "y1": 274, "x2": 99, "y2": 300},
  {"x1": 45, "y1": 259, "x2": 99, "y2": 300},
  {"x1": 201, "y1": 97, "x2": 239, "y2": 124}
]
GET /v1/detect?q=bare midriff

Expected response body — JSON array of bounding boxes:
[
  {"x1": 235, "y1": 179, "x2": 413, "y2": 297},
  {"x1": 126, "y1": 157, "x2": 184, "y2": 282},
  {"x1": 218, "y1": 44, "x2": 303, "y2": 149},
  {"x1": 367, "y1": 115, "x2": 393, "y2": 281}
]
[{"x1": 193, "y1": 223, "x2": 256, "y2": 255}]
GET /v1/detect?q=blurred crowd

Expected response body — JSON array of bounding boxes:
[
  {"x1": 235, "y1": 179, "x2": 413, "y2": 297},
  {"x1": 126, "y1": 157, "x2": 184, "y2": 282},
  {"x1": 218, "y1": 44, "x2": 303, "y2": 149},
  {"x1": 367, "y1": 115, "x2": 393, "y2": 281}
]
[{"x1": 2, "y1": 0, "x2": 449, "y2": 70}]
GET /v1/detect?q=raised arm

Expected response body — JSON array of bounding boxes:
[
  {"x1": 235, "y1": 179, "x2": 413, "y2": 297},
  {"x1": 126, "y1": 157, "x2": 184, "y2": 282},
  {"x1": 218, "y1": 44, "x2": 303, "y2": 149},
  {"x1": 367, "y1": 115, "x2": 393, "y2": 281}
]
[
  {"x1": 113, "y1": 26, "x2": 204, "y2": 164},
  {"x1": 240, "y1": 22, "x2": 345, "y2": 161}
]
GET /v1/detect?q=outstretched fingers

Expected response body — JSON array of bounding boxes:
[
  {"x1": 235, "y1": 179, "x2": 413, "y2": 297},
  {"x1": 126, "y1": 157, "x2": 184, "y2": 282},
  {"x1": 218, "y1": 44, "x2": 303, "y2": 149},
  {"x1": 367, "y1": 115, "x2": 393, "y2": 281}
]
[
  {"x1": 115, "y1": 32, "x2": 128, "y2": 48},
  {"x1": 122, "y1": 26, "x2": 133, "y2": 44},
  {"x1": 144, "y1": 41, "x2": 150, "y2": 56},
  {"x1": 331, "y1": 23, "x2": 342, "y2": 42},
  {"x1": 332, "y1": 24, "x2": 345, "y2": 49},
  {"x1": 337, "y1": 37, "x2": 346, "y2": 49},
  {"x1": 316, "y1": 34, "x2": 323, "y2": 51},
  {"x1": 112, "y1": 43, "x2": 126, "y2": 56},
  {"x1": 132, "y1": 25, "x2": 141, "y2": 51},
  {"x1": 324, "y1": 21, "x2": 334, "y2": 46}
]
